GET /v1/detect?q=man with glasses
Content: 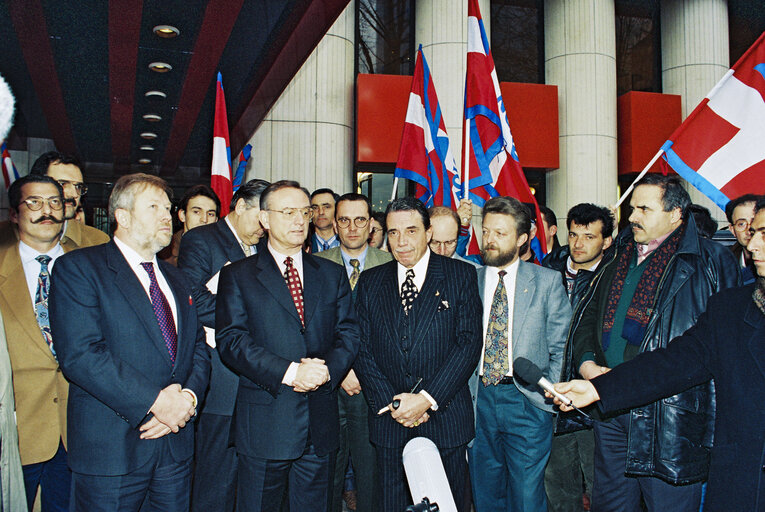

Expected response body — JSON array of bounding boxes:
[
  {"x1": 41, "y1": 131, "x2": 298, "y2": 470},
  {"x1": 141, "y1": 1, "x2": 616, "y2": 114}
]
[
  {"x1": 0, "y1": 175, "x2": 71, "y2": 510},
  {"x1": 428, "y1": 206, "x2": 480, "y2": 267},
  {"x1": 216, "y1": 180, "x2": 359, "y2": 512},
  {"x1": 316, "y1": 192, "x2": 391, "y2": 512},
  {"x1": 725, "y1": 194, "x2": 762, "y2": 285},
  {"x1": 0, "y1": 152, "x2": 110, "y2": 251}
]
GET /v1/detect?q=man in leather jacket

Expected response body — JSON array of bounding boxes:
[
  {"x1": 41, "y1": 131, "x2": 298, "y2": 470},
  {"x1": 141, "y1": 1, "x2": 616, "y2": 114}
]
[
  {"x1": 542, "y1": 203, "x2": 614, "y2": 512},
  {"x1": 570, "y1": 175, "x2": 740, "y2": 512}
]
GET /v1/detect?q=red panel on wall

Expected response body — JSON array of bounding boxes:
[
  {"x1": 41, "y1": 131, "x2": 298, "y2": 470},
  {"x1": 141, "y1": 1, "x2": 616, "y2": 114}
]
[
  {"x1": 618, "y1": 91, "x2": 682, "y2": 175},
  {"x1": 356, "y1": 74, "x2": 559, "y2": 169}
]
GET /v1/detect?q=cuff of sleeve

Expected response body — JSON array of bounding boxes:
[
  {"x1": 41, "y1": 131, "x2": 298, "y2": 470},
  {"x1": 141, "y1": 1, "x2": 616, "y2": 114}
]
[
  {"x1": 578, "y1": 352, "x2": 596, "y2": 371},
  {"x1": 282, "y1": 362, "x2": 300, "y2": 386},
  {"x1": 182, "y1": 388, "x2": 198, "y2": 409},
  {"x1": 420, "y1": 390, "x2": 438, "y2": 411}
]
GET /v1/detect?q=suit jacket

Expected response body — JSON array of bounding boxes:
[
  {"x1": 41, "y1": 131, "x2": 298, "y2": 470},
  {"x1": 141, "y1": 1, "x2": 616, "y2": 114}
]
[
  {"x1": 469, "y1": 260, "x2": 571, "y2": 414},
  {"x1": 215, "y1": 249, "x2": 360, "y2": 459},
  {"x1": 592, "y1": 285, "x2": 765, "y2": 512},
  {"x1": 0, "y1": 220, "x2": 110, "y2": 251},
  {"x1": 49, "y1": 241, "x2": 210, "y2": 476},
  {"x1": 177, "y1": 220, "x2": 248, "y2": 416},
  {"x1": 354, "y1": 254, "x2": 483, "y2": 449},
  {"x1": 0, "y1": 243, "x2": 72, "y2": 465}
]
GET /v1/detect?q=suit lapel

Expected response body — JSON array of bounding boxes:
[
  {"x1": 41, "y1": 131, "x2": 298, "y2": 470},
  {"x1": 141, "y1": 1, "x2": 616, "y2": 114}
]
[
  {"x1": 0, "y1": 245, "x2": 53, "y2": 360},
  {"x1": 254, "y1": 252, "x2": 302, "y2": 324},
  {"x1": 302, "y1": 253, "x2": 322, "y2": 326},
  {"x1": 512, "y1": 261, "x2": 536, "y2": 346},
  {"x1": 159, "y1": 260, "x2": 190, "y2": 363},
  {"x1": 217, "y1": 221, "x2": 246, "y2": 263},
  {"x1": 106, "y1": 242, "x2": 173, "y2": 366},
  {"x1": 744, "y1": 299, "x2": 765, "y2": 381},
  {"x1": 376, "y1": 262, "x2": 402, "y2": 348},
  {"x1": 409, "y1": 255, "x2": 445, "y2": 353}
]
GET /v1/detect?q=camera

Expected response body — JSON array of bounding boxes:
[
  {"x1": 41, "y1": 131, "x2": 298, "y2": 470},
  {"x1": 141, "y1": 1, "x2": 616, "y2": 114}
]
[{"x1": 405, "y1": 497, "x2": 439, "y2": 511}]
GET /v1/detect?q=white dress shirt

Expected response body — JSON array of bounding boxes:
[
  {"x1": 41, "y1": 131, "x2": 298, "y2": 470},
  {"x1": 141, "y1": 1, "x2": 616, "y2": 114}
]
[
  {"x1": 479, "y1": 258, "x2": 519, "y2": 376},
  {"x1": 19, "y1": 240, "x2": 64, "y2": 308},
  {"x1": 225, "y1": 216, "x2": 256, "y2": 255}
]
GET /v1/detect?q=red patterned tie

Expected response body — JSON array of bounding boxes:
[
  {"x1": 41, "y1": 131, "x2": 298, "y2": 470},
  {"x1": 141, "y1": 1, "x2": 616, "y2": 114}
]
[
  {"x1": 140, "y1": 262, "x2": 177, "y2": 363},
  {"x1": 284, "y1": 256, "x2": 305, "y2": 326}
]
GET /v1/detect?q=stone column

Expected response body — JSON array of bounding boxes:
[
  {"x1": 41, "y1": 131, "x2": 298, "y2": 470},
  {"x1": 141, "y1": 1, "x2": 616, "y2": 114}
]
[
  {"x1": 544, "y1": 0, "x2": 618, "y2": 237},
  {"x1": 661, "y1": 0, "x2": 729, "y2": 223},
  {"x1": 244, "y1": 2, "x2": 355, "y2": 193}
]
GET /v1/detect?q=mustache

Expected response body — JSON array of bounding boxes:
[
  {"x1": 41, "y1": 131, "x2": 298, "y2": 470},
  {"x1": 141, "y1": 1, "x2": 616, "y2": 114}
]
[
  {"x1": 631, "y1": 223, "x2": 643, "y2": 230},
  {"x1": 64, "y1": 198, "x2": 77, "y2": 206},
  {"x1": 32, "y1": 215, "x2": 64, "y2": 224}
]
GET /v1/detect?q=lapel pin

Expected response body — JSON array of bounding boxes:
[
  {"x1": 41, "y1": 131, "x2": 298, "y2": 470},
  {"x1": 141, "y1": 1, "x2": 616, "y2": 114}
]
[
  {"x1": 523, "y1": 289, "x2": 528, "y2": 293},
  {"x1": 435, "y1": 290, "x2": 440, "y2": 296},
  {"x1": 189, "y1": 296, "x2": 193, "y2": 305}
]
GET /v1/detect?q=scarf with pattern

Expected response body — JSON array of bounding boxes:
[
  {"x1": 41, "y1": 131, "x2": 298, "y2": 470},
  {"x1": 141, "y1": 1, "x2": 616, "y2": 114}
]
[
  {"x1": 602, "y1": 224, "x2": 685, "y2": 351},
  {"x1": 754, "y1": 277, "x2": 765, "y2": 316}
]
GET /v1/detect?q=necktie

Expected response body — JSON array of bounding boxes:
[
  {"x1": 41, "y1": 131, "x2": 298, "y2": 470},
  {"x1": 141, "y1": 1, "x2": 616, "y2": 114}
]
[
  {"x1": 34, "y1": 255, "x2": 56, "y2": 359},
  {"x1": 401, "y1": 269, "x2": 418, "y2": 313},
  {"x1": 482, "y1": 270, "x2": 509, "y2": 385},
  {"x1": 284, "y1": 257, "x2": 305, "y2": 325},
  {"x1": 140, "y1": 262, "x2": 177, "y2": 363},
  {"x1": 241, "y1": 243, "x2": 251, "y2": 257},
  {"x1": 322, "y1": 241, "x2": 330, "y2": 252},
  {"x1": 349, "y1": 259, "x2": 360, "y2": 290}
]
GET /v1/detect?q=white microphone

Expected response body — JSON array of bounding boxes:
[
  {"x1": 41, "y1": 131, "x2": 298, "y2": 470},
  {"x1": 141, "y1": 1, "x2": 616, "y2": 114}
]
[
  {"x1": 513, "y1": 357, "x2": 591, "y2": 419},
  {"x1": 402, "y1": 437, "x2": 457, "y2": 512}
]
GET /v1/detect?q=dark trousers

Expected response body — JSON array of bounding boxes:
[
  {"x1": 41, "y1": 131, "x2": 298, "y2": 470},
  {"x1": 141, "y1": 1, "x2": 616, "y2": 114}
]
[
  {"x1": 237, "y1": 443, "x2": 331, "y2": 512},
  {"x1": 70, "y1": 439, "x2": 191, "y2": 512},
  {"x1": 22, "y1": 441, "x2": 71, "y2": 512},
  {"x1": 191, "y1": 412, "x2": 238, "y2": 512},
  {"x1": 376, "y1": 442, "x2": 468, "y2": 512},
  {"x1": 469, "y1": 382, "x2": 552, "y2": 512},
  {"x1": 544, "y1": 429, "x2": 595, "y2": 512},
  {"x1": 328, "y1": 391, "x2": 378, "y2": 512},
  {"x1": 592, "y1": 414, "x2": 703, "y2": 512}
]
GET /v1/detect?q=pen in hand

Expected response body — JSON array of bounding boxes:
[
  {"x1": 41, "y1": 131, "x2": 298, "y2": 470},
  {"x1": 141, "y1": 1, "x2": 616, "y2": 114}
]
[{"x1": 377, "y1": 377, "x2": 423, "y2": 415}]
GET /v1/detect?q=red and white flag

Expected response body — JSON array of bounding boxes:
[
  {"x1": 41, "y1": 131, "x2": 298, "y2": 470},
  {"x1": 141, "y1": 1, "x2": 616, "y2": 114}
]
[
  {"x1": 1, "y1": 141, "x2": 18, "y2": 190},
  {"x1": 211, "y1": 72, "x2": 233, "y2": 216},
  {"x1": 662, "y1": 31, "x2": 765, "y2": 210},
  {"x1": 462, "y1": 0, "x2": 547, "y2": 257}
]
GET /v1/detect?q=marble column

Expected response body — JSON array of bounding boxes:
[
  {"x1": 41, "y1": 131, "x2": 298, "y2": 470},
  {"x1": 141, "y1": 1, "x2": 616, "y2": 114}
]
[
  {"x1": 661, "y1": 0, "x2": 729, "y2": 223},
  {"x1": 544, "y1": 0, "x2": 618, "y2": 237},
  {"x1": 244, "y1": 1, "x2": 355, "y2": 193}
]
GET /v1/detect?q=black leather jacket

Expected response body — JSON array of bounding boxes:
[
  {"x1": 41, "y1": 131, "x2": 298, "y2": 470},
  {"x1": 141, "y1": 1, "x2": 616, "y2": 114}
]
[{"x1": 570, "y1": 218, "x2": 741, "y2": 484}]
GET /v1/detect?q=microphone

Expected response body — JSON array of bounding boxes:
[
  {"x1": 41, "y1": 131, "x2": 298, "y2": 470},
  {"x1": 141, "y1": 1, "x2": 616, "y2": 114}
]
[
  {"x1": 402, "y1": 437, "x2": 457, "y2": 512},
  {"x1": 513, "y1": 357, "x2": 591, "y2": 419}
]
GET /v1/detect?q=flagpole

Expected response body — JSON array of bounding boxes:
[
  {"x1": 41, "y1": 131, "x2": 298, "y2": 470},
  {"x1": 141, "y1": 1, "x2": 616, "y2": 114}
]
[
  {"x1": 463, "y1": 124, "x2": 470, "y2": 199},
  {"x1": 613, "y1": 148, "x2": 665, "y2": 209},
  {"x1": 390, "y1": 177, "x2": 399, "y2": 202}
]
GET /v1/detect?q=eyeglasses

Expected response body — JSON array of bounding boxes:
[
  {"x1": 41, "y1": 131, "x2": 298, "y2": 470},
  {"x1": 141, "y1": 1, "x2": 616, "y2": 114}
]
[
  {"x1": 337, "y1": 216, "x2": 369, "y2": 228},
  {"x1": 265, "y1": 207, "x2": 314, "y2": 221},
  {"x1": 20, "y1": 196, "x2": 64, "y2": 211},
  {"x1": 56, "y1": 180, "x2": 88, "y2": 196},
  {"x1": 733, "y1": 219, "x2": 752, "y2": 232},
  {"x1": 429, "y1": 239, "x2": 458, "y2": 250}
]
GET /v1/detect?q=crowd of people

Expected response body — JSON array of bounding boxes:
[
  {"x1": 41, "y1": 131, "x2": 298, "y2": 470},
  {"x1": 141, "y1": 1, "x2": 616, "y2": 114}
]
[{"x1": 0, "y1": 150, "x2": 760, "y2": 512}]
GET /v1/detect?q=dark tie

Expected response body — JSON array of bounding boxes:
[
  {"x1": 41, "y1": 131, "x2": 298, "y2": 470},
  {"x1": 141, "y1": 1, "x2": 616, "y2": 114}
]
[
  {"x1": 349, "y1": 259, "x2": 360, "y2": 290},
  {"x1": 34, "y1": 255, "x2": 56, "y2": 359},
  {"x1": 284, "y1": 257, "x2": 305, "y2": 325},
  {"x1": 322, "y1": 241, "x2": 330, "y2": 252},
  {"x1": 401, "y1": 269, "x2": 418, "y2": 313},
  {"x1": 482, "y1": 270, "x2": 509, "y2": 385},
  {"x1": 140, "y1": 262, "x2": 177, "y2": 363}
]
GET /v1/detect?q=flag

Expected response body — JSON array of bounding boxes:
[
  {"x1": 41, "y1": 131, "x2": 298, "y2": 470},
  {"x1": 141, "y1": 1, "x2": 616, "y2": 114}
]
[
  {"x1": 462, "y1": 0, "x2": 547, "y2": 256},
  {"x1": 1, "y1": 141, "x2": 19, "y2": 189},
  {"x1": 661, "y1": 31, "x2": 765, "y2": 212},
  {"x1": 211, "y1": 72, "x2": 233, "y2": 216},
  {"x1": 394, "y1": 46, "x2": 462, "y2": 209},
  {"x1": 232, "y1": 144, "x2": 251, "y2": 193}
]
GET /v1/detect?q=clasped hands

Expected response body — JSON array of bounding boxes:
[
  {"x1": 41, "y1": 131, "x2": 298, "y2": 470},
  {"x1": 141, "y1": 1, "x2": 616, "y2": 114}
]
[
  {"x1": 293, "y1": 358, "x2": 330, "y2": 392},
  {"x1": 140, "y1": 383, "x2": 196, "y2": 440},
  {"x1": 382, "y1": 392, "x2": 430, "y2": 428}
]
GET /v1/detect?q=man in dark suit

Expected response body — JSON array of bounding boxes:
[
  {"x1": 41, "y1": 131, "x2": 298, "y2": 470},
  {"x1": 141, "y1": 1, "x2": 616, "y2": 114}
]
[
  {"x1": 316, "y1": 192, "x2": 392, "y2": 512},
  {"x1": 552, "y1": 197, "x2": 765, "y2": 512},
  {"x1": 725, "y1": 194, "x2": 761, "y2": 285},
  {"x1": 177, "y1": 178, "x2": 269, "y2": 512},
  {"x1": 354, "y1": 197, "x2": 483, "y2": 512},
  {"x1": 49, "y1": 173, "x2": 210, "y2": 512},
  {"x1": 216, "y1": 180, "x2": 359, "y2": 512}
]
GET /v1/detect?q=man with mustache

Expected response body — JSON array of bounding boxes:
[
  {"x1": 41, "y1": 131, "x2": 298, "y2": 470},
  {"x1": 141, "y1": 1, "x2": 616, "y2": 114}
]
[
  {"x1": 0, "y1": 175, "x2": 70, "y2": 510},
  {"x1": 0, "y1": 152, "x2": 110, "y2": 251},
  {"x1": 570, "y1": 174, "x2": 740, "y2": 511}
]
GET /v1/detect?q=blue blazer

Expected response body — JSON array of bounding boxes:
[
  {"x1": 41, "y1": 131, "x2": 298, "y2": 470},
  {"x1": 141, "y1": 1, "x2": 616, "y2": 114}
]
[
  {"x1": 215, "y1": 249, "x2": 360, "y2": 459},
  {"x1": 355, "y1": 253, "x2": 483, "y2": 449},
  {"x1": 592, "y1": 285, "x2": 765, "y2": 512},
  {"x1": 49, "y1": 241, "x2": 210, "y2": 476},
  {"x1": 177, "y1": 220, "x2": 248, "y2": 416}
]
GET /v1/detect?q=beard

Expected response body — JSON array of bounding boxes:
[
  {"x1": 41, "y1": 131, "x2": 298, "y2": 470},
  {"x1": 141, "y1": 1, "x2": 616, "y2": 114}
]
[{"x1": 482, "y1": 244, "x2": 517, "y2": 267}]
